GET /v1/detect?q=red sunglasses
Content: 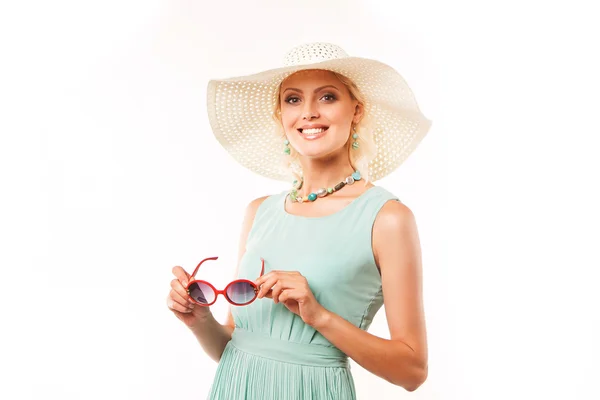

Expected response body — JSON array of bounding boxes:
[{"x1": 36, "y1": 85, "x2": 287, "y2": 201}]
[{"x1": 186, "y1": 256, "x2": 265, "y2": 306}]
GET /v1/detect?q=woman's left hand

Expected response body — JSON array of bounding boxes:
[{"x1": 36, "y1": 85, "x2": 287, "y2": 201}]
[{"x1": 254, "y1": 270, "x2": 329, "y2": 328}]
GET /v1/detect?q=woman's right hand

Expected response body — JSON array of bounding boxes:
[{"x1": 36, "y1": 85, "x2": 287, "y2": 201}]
[{"x1": 167, "y1": 266, "x2": 212, "y2": 328}]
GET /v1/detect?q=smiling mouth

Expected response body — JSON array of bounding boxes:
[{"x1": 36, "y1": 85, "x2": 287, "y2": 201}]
[{"x1": 298, "y1": 127, "x2": 328, "y2": 135}]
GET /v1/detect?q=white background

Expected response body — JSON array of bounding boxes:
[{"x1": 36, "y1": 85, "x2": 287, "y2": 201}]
[{"x1": 1, "y1": 0, "x2": 599, "y2": 399}]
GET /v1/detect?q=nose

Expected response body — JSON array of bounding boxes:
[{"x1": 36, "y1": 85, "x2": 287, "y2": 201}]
[{"x1": 302, "y1": 100, "x2": 319, "y2": 120}]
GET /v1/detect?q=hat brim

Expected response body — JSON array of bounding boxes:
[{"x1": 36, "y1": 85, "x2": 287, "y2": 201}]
[{"x1": 206, "y1": 57, "x2": 432, "y2": 182}]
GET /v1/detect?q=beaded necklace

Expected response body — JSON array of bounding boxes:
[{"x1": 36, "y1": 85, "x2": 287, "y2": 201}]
[{"x1": 289, "y1": 170, "x2": 362, "y2": 203}]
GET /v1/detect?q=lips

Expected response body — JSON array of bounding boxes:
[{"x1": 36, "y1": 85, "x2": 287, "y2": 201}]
[
  {"x1": 297, "y1": 127, "x2": 328, "y2": 140},
  {"x1": 299, "y1": 127, "x2": 328, "y2": 135}
]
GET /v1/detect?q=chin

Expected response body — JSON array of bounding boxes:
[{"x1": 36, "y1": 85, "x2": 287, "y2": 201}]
[
  {"x1": 290, "y1": 131, "x2": 347, "y2": 159},
  {"x1": 296, "y1": 145, "x2": 345, "y2": 159}
]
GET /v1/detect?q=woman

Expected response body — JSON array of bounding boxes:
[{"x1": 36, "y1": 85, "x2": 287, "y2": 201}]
[{"x1": 167, "y1": 42, "x2": 432, "y2": 399}]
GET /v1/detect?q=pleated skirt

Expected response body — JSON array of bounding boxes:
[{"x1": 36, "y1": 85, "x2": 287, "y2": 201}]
[{"x1": 206, "y1": 329, "x2": 356, "y2": 400}]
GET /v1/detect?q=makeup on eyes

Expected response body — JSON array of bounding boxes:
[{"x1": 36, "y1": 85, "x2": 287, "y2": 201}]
[
  {"x1": 284, "y1": 93, "x2": 337, "y2": 104},
  {"x1": 283, "y1": 84, "x2": 340, "y2": 94}
]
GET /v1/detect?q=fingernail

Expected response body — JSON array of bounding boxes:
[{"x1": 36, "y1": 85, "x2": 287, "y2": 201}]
[
  {"x1": 182, "y1": 281, "x2": 188, "y2": 287},
  {"x1": 188, "y1": 303, "x2": 195, "y2": 309}
]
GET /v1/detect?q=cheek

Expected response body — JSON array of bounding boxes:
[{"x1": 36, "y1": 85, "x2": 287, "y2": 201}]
[
  {"x1": 327, "y1": 105, "x2": 353, "y2": 124},
  {"x1": 281, "y1": 114, "x2": 294, "y2": 128},
  {"x1": 280, "y1": 111, "x2": 300, "y2": 133}
]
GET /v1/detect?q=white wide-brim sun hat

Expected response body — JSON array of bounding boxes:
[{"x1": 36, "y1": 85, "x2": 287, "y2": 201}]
[{"x1": 206, "y1": 42, "x2": 432, "y2": 182}]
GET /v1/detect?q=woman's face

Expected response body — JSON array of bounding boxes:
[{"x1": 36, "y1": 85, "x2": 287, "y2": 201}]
[{"x1": 279, "y1": 70, "x2": 362, "y2": 160}]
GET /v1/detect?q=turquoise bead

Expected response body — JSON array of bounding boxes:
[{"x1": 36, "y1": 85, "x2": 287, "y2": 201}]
[
  {"x1": 352, "y1": 133, "x2": 359, "y2": 139},
  {"x1": 352, "y1": 171, "x2": 362, "y2": 181},
  {"x1": 308, "y1": 193, "x2": 317, "y2": 201}
]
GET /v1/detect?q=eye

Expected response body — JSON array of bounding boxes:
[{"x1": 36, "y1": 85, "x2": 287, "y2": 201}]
[
  {"x1": 321, "y1": 93, "x2": 336, "y2": 102},
  {"x1": 285, "y1": 96, "x2": 301, "y2": 104}
]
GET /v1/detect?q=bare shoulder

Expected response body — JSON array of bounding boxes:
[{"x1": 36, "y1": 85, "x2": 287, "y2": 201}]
[
  {"x1": 374, "y1": 200, "x2": 417, "y2": 231},
  {"x1": 244, "y1": 195, "x2": 271, "y2": 219},
  {"x1": 248, "y1": 195, "x2": 270, "y2": 208},
  {"x1": 240, "y1": 195, "x2": 272, "y2": 231},
  {"x1": 372, "y1": 200, "x2": 420, "y2": 266}
]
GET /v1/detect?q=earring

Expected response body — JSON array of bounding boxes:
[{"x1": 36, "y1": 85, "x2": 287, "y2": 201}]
[
  {"x1": 351, "y1": 126, "x2": 359, "y2": 150},
  {"x1": 284, "y1": 138, "x2": 291, "y2": 155}
]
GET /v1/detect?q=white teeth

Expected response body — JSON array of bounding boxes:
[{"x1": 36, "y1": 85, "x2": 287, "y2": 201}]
[{"x1": 301, "y1": 128, "x2": 326, "y2": 135}]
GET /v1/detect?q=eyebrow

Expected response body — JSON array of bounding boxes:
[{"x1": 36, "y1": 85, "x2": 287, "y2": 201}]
[{"x1": 283, "y1": 85, "x2": 340, "y2": 94}]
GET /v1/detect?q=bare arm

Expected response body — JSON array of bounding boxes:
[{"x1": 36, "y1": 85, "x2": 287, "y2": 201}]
[
  {"x1": 313, "y1": 201, "x2": 428, "y2": 391},
  {"x1": 188, "y1": 195, "x2": 269, "y2": 361}
]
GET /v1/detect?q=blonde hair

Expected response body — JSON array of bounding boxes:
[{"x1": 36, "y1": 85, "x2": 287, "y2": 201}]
[{"x1": 272, "y1": 70, "x2": 377, "y2": 183}]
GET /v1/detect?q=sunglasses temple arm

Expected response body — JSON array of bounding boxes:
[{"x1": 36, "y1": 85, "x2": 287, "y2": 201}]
[
  {"x1": 190, "y1": 256, "x2": 219, "y2": 279},
  {"x1": 259, "y1": 258, "x2": 265, "y2": 277}
]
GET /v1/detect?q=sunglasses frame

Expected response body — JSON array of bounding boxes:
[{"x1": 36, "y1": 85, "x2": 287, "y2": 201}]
[{"x1": 186, "y1": 256, "x2": 265, "y2": 306}]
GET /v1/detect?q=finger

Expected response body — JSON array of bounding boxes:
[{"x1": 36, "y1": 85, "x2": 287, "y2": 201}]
[
  {"x1": 279, "y1": 289, "x2": 305, "y2": 305},
  {"x1": 172, "y1": 266, "x2": 191, "y2": 287},
  {"x1": 170, "y1": 289, "x2": 195, "y2": 308},
  {"x1": 278, "y1": 289, "x2": 291, "y2": 303},
  {"x1": 170, "y1": 278, "x2": 192, "y2": 302},
  {"x1": 254, "y1": 271, "x2": 271, "y2": 286},
  {"x1": 257, "y1": 276, "x2": 280, "y2": 298},
  {"x1": 271, "y1": 283, "x2": 284, "y2": 304},
  {"x1": 166, "y1": 296, "x2": 193, "y2": 313},
  {"x1": 255, "y1": 275, "x2": 274, "y2": 298},
  {"x1": 254, "y1": 270, "x2": 284, "y2": 286}
]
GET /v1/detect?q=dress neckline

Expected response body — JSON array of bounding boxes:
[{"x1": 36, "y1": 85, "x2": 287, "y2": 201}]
[{"x1": 281, "y1": 186, "x2": 379, "y2": 220}]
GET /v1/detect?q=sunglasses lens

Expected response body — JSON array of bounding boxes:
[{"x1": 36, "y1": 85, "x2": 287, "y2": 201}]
[
  {"x1": 226, "y1": 281, "x2": 257, "y2": 305},
  {"x1": 188, "y1": 282, "x2": 215, "y2": 305}
]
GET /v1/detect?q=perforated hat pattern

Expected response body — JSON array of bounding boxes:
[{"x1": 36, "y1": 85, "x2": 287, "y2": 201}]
[{"x1": 206, "y1": 43, "x2": 432, "y2": 182}]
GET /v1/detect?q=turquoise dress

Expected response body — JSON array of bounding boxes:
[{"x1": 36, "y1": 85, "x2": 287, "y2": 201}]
[{"x1": 207, "y1": 186, "x2": 400, "y2": 399}]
